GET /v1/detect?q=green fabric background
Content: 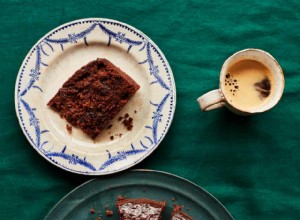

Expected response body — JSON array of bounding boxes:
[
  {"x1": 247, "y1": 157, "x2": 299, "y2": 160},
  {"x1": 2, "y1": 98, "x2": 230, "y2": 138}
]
[{"x1": 1, "y1": 0, "x2": 299, "y2": 219}]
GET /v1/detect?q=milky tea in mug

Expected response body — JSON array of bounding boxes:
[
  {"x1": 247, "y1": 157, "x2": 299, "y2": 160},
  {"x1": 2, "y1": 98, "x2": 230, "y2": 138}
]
[
  {"x1": 197, "y1": 49, "x2": 284, "y2": 115},
  {"x1": 223, "y1": 59, "x2": 275, "y2": 112}
]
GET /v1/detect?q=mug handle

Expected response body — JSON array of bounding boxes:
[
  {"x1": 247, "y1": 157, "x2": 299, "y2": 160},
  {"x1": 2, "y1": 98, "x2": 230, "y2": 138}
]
[{"x1": 197, "y1": 89, "x2": 226, "y2": 111}]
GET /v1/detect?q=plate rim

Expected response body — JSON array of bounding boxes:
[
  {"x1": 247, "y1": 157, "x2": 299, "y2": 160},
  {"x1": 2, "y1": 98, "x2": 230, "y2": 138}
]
[
  {"x1": 14, "y1": 18, "x2": 177, "y2": 175},
  {"x1": 44, "y1": 169, "x2": 234, "y2": 220}
]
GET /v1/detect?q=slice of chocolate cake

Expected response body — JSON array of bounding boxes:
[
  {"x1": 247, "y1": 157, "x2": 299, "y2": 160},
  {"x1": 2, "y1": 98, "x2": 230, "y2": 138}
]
[
  {"x1": 117, "y1": 197, "x2": 166, "y2": 220},
  {"x1": 170, "y1": 205, "x2": 193, "y2": 220},
  {"x1": 47, "y1": 58, "x2": 140, "y2": 139}
]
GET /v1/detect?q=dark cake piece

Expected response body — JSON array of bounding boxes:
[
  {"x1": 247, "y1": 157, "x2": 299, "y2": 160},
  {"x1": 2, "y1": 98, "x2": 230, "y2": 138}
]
[
  {"x1": 170, "y1": 205, "x2": 193, "y2": 220},
  {"x1": 47, "y1": 58, "x2": 140, "y2": 139},
  {"x1": 117, "y1": 197, "x2": 166, "y2": 220}
]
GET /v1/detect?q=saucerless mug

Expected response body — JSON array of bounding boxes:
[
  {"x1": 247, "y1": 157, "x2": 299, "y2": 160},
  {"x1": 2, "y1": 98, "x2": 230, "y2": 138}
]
[{"x1": 197, "y1": 49, "x2": 284, "y2": 115}]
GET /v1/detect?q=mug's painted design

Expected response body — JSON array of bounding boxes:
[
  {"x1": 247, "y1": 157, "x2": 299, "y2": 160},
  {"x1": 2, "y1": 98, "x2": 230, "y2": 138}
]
[{"x1": 15, "y1": 19, "x2": 176, "y2": 174}]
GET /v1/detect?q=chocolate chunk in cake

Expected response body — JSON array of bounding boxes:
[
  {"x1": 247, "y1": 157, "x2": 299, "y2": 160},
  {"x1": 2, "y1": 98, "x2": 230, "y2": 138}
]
[
  {"x1": 116, "y1": 197, "x2": 166, "y2": 220},
  {"x1": 171, "y1": 205, "x2": 193, "y2": 220},
  {"x1": 47, "y1": 58, "x2": 140, "y2": 139}
]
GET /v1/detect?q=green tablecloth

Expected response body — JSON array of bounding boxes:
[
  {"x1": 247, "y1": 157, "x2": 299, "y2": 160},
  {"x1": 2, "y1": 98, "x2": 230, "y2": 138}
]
[{"x1": 1, "y1": 1, "x2": 299, "y2": 219}]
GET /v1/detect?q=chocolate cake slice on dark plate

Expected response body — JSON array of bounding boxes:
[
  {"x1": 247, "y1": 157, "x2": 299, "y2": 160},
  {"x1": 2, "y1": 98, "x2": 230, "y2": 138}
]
[
  {"x1": 47, "y1": 58, "x2": 140, "y2": 139},
  {"x1": 117, "y1": 196, "x2": 166, "y2": 220}
]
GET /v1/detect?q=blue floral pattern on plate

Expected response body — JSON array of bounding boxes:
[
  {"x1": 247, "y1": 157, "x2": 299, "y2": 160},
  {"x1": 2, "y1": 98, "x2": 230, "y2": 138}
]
[{"x1": 15, "y1": 18, "x2": 176, "y2": 175}]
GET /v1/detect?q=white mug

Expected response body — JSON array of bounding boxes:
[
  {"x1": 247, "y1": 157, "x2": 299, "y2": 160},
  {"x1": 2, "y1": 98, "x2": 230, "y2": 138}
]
[{"x1": 197, "y1": 49, "x2": 284, "y2": 115}]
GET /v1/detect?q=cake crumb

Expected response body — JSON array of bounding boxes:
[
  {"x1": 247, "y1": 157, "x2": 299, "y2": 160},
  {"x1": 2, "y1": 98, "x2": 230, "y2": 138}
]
[
  {"x1": 105, "y1": 210, "x2": 113, "y2": 216},
  {"x1": 66, "y1": 124, "x2": 72, "y2": 134},
  {"x1": 171, "y1": 197, "x2": 176, "y2": 201},
  {"x1": 124, "y1": 113, "x2": 129, "y2": 118},
  {"x1": 122, "y1": 117, "x2": 133, "y2": 131},
  {"x1": 96, "y1": 217, "x2": 102, "y2": 220},
  {"x1": 118, "y1": 116, "x2": 123, "y2": 121},
  {"x1": 90, "y1": 208, "x2": 96, "y2": 214}
]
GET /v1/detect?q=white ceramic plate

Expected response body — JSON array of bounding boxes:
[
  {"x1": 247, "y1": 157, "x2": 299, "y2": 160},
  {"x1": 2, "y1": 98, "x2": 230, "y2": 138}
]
[{"x1": 15, "y1": 18, "x2": 176, "y2": 175}]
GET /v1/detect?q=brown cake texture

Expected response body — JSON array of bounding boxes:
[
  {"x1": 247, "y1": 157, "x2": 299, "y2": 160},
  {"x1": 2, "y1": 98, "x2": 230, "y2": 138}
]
[
  {"x1": 117, "y1": 197, "x2": 166, "y2": 220},
  {"x1": 170, "y1": 205, "x2": 193, "y2": 220},
  {"x1": 47, "y1": 58, "x2": 140, "y2": 139}
]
